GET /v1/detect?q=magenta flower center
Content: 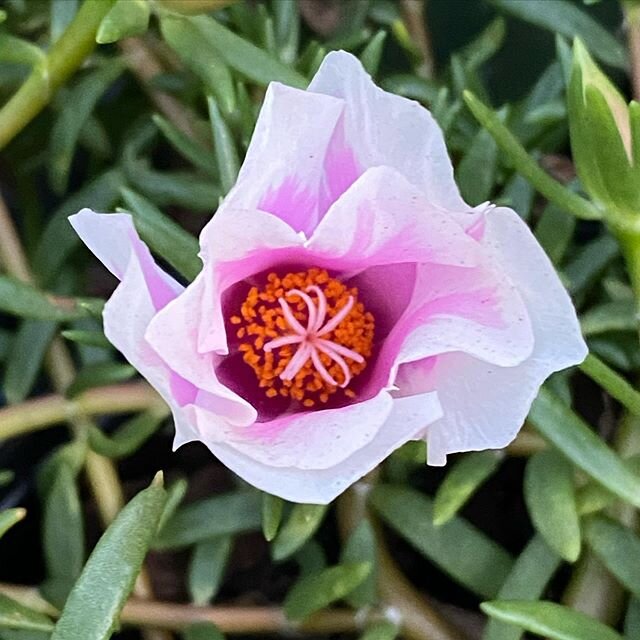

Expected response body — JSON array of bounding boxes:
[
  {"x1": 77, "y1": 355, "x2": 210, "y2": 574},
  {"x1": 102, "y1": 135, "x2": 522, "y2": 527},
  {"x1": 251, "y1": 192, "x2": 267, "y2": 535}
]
[{"x1": 230, "y1": 268, "x2": 375, "y2": 407}]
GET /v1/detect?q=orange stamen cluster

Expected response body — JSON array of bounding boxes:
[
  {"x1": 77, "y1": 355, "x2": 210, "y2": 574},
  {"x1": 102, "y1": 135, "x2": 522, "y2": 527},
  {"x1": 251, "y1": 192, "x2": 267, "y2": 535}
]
[{"x1": 230, "y1": 268, "x2": 375, "y2": 408}]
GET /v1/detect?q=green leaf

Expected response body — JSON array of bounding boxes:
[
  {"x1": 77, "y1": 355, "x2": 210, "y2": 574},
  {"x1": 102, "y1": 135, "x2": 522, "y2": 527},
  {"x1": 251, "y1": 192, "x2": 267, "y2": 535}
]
[
  {"x1": 529, "y1": 388, "x2": 640, "y2": 509},
  {"x1": 159, "y1": 14, "x2": 236, "y2": 117},
  {"x1": 358, "y1": 622, "x2": 400, "y2": 640},
  {"x1": 568, "y1": 39, "x2": 639, "y2": 219},
  {"x1": 581, "y1": 300, "x2": 636, "y2": 336},
  {"x1": 182, "y1": 622, "x2": 225, "y2": 640},
  {"x1": 152, "y1": 114, "x2": 218, "y2": 176},
  {"x1": 625, "y1": 597, "x2": 640, "y2": 639},
  {"x1": 66, "y1": 362, "x2": 136, "y2": 398},
  {"x1": 155, "y1": 491, "x2": 262, "y2": 549},
  {"x1": 50, "y1": 474, "x2": 167, "y2": 640},
  {"x1": 188, "y1": 537, "x2": 233, "y2": 606},
  {"x1": 370, "y1": 485, "x2": 513, "y2": 598},
  {"x1": 359, "y1": 30, "x2": 387, "y2": 76},
  {"x1": 120, "y1": 188, "x2": 201, "y2": 281},
  {"x1": 42, "y1": 464, "x2": 85, "y2": 607},
  {"x1": 0, "y1": 33, "x2": 45, "y2": 67},
  {"x1": 0, "y1": 277, "x2": 96, "y2": 322},
  {"x1": 3, "y1": 320, "x2": 56, "y2": 404},
  {"x1": 524, "y1": 450, "x2": 581, "y2": 562},
  {"x1": 0, "y1": 470, "x2": 13, "y2": 487},
  {"x1": 0, "y1": 595, "x2": 54, "y2": 633},
  {"x1": 481, "y1": 600, "x2": 624, "y2": 640},
  {"x1": 463, "y1": 91, "x2": 601, "y2": 222},
  {"x1": 157, "y1": 477, "x2": 189, "y2": 533},
  {"x1": 261, "y1": 493, "x2": 284, "y2": 542},
  {"x1": 284, "y1": 562, "x2": 371, "y2": 621},
  {"x1": 534, "y1": 204, "x2": 576, "y2": 265},
  {"x1": 0, "y1": 508, "x2": 26, "y2": 541},
  {"x1": 176, "y1": 14, "x2": 307, "y2": 88},
  {"x1": 340, "y1": 519, "x2": 377, "y2": 608},
  {"x1": 579, "y1": 354, "x2": 640, "y2": 417},
  {"x1": 483, "y1": 535, "x2": 561, "y2": 640},
  {"x1": 491, "y1": 0, "x2": 627, "y2": 70},
  {"x1": 563, "y1": 235, "x2": 619, "y2": 296},
  {"x1": 456, "y1": 125, "x2": 498, "y2": 204},
  {"x1": 433, "y1": 451, "x2": 502, "y2": 526},
  {"x1": 49, "y1": 61, "x2": 125, "y2": 193},
  {"x1": 584, "y1": 517, "x2": 640, "y2": 599},
  {"x1": 88, "y1": 411, "x2": 166, "y2": 459},
  {"x1": 62, "y1": 330, "x2": 111, "y2": 349},
  {"x1": 96, "y1": 0, "x2": 150, "y2": 44},
  {"x1": 207, "y1": 96, "x2": 240, "y2": 194},
  {"x1": 272, "y1": 504, "x2": 328, "y2": 562}
]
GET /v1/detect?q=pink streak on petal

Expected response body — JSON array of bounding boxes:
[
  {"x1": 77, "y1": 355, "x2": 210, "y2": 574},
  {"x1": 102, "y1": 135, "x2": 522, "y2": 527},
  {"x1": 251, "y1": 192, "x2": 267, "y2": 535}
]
[{"x1": 258, "y1": 176, "x2": 318, "y2": 235}]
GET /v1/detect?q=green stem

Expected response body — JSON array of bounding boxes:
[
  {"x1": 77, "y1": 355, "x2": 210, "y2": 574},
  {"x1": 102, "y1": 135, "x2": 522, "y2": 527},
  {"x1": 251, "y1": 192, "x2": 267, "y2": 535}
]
[
  {"x1": 580, "y1": 353, "x2": 640, "y2": 417},
  {"x1": 0, "y1": 0, "x2": 116, "y2": 150},
  {"x1": 463, "y1": 91, "x2": 602, "y2": 222}
]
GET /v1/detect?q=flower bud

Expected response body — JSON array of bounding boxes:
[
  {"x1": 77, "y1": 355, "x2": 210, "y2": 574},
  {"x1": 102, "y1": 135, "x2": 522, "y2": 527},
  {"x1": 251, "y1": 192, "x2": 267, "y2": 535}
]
[{"x1": 568, "y1": 38, "x2": 640, "y2": 219}]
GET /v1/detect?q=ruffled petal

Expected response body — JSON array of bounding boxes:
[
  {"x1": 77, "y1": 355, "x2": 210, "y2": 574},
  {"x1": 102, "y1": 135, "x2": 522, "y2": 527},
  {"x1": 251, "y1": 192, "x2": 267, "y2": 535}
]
[
  {"x1": 421, "y1": 207, "x2": 587, "y2": 464},
  {"x1": 308, "y1": 51, "x2": 468, "y2": 212},
  {"x1": 306, "y1": 166, "x2": 481, "y2": 269},
  {"x1": 68, "y1": 210, "x2": 196, "y2": 421},
  {"x1": 222, "y1": 83, "x2": 345, "y2": 235},
  {"x1": 188, "y1": 391, "x2": 442, "y2": 504}
]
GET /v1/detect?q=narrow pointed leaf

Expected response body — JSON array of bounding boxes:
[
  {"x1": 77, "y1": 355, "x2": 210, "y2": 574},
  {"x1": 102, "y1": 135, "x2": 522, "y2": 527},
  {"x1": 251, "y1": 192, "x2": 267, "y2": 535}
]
[
  {"x1": 481, "y1": 600, "x2": 623, "y2": 640},
  {"x1": 524, "y1": 450, "x2": 581, "y2": 562},
  {"x1": 0, "y1": 508, "x2": 26, "y2": 540},
  {"x1": 272, "y1": 504, "x2": 328, "y2": 562},
  {"x1": 50, "y1": 475, "x2": 167, "y2": 640},
  {"x1": 585, "y1": 517, "x2": 640, "y2": 599},
  {"x1": 529, "y1": 388, "x2": 640, "y2": 509},
  {"x1": 155, "y1": 491, "x2": 262, "y2": 549},
  {"x1": 0, "y1": 595, "x2": 54, "y2": 632},
  {"x1": 188, "y1": 537, "x2": 233, "y2": 606},
  {"x1": 284, "y1": 562, "x2": 371, "y2": 621},
  {"x1": 370, "y1": 485, "x2": 513, "y2": 598},
  {"x1": 262, "y1": 493, "x2": 284, "y2": 542},
  {"x1": 434, "y1": 451, "x2": 502, "y2": 526}
]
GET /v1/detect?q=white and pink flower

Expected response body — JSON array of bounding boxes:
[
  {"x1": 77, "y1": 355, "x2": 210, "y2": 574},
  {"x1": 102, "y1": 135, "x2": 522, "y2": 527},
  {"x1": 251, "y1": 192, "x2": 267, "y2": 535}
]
[{"x1": 70, "y1": 51, "x2": 586, "y2": 503}]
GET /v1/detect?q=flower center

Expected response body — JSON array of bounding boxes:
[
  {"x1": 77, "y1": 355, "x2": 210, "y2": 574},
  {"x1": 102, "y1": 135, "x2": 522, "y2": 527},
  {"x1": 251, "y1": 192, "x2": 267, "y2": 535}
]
[{"x1": 230, "y1": 268, "x2": 375, "y2": 408}]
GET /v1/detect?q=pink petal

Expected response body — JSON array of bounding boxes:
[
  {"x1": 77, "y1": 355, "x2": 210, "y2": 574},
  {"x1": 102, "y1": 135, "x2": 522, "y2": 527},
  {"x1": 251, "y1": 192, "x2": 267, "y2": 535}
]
[
  {"x1": 420, "y1": 207, "x2": 587, "y2": 464},
  {"x1": 308, "y1": 51, "x2": 468, "y2": 213},
  {"x1": 221, "y1": 83, "x2": 345, "y2": 235},
  {"x1": 196, "y1": 207, "x2": 306, "y2": 354},
  {"x1": 184, "y1": 391, "x2": 442, "y2": 504},
  {"x1": 144, "y1": 271, "x2": 257, "y2": 427},
  {"x1": 306, "y1": 166, "x2": 482, "y2": 270},
  {"x1": 68, "y1": 210, "x2": 197, "y2": 420}
]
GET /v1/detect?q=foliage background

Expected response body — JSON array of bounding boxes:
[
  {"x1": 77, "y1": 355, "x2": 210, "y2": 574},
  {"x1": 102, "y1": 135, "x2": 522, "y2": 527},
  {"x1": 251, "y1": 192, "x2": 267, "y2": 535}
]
[{"x1": 1, "y1": 1, "x2": 640, "y2": 639}]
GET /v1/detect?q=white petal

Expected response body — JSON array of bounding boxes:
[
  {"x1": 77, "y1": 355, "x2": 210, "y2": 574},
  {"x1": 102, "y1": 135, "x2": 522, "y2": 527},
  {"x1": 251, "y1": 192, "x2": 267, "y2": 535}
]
[
  {"x1": 308, "y1": 51, "x2": 468, "y2": 212},
  {"x1": 424, "y1": 207, "x2": 587, "y2": 464},
  {"x1": 192, "y1": 391, "x2": 442, "y2": 504}
]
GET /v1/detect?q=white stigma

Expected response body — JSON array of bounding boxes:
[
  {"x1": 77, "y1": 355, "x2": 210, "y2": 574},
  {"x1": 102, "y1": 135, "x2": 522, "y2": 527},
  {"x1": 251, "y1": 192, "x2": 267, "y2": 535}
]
[{"x1": 262, "y1": 285, "x2": 364, "y2": 388}]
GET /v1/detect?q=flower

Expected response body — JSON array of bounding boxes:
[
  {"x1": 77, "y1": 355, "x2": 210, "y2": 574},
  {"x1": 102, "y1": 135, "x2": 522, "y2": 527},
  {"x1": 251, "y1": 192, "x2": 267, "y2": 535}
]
[{"x1": 70, "y1": 51, "x2": 587, "y2": 504}]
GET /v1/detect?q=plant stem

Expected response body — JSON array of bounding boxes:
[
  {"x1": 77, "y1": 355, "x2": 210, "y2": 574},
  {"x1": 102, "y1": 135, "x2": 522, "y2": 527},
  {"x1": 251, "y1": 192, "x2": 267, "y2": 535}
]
[
  {"x1": 625, "y1": 0, "x2": 640, "y2": 101},
  {"x1": 400, "y1": 0, "x2": 434, "y2": 79},
  {"x1": 118, "y1": 35, "x2": 201, "y2": 140},
  {"x1": 463, "y1": 91, "x2": 603, "y2": 222},
  {"x1": 0, "y1": 382, "x2": 164, "y2": 441},
  {"x1": 0, "y1": 583, "x2": 361, "y2": 635},
  {"x1": 0, "y1": 202, "x2": 169, "y2": 640},
  {"x1": 0, "y1": 0, "x2": 117, "y2": 150},
  {"x1": 336, "y1": 479, "x2": 466, "y2": 640}
]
